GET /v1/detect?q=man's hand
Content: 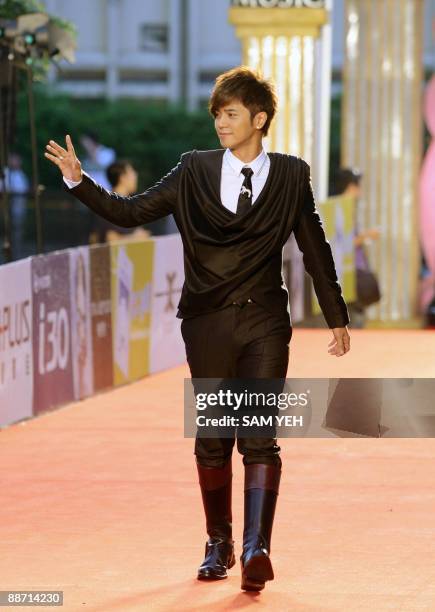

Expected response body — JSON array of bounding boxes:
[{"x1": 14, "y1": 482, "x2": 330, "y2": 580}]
[
  {"x1": 44, "y1": 135, "x2": 82, "y2": 182},
  {"x1": 328, "y1": 327, "x2": 350, "y2": 357}
]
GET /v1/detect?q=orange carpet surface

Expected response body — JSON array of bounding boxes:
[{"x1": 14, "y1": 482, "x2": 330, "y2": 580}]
[{"x1": 1, "y1": 328, "x2": 435, "y2": 611}]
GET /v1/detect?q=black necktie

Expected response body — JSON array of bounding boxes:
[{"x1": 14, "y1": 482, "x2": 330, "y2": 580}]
[{"x1": 236, "y1": 167, "x2": 254, "y2": 215}]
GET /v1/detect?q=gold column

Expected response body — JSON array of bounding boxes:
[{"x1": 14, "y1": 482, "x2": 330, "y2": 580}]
[
  {"x1": 342, "y1": 0, "x2": 424, "y2": 326},
  {"x1": 228, "y1": 4, "x2": 328, "y2": 163}
]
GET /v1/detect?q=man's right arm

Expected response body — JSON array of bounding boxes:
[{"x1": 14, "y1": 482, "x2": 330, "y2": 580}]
[
  {"x1": 293, "y1": 160, "x2": 350, "y2": 329},
  {"x1": 63, "y1": 151, "x2": 191, "y2": 227}
]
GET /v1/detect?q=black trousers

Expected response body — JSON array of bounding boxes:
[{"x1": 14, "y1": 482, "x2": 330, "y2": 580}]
[{"x1": 181, "y1": 298, "x2": 292, "y2": 469}]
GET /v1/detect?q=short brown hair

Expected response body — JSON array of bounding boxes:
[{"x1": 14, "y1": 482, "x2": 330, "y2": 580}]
[{"x1": 208, "y1": 66, "x2": 278, "y2": 137}]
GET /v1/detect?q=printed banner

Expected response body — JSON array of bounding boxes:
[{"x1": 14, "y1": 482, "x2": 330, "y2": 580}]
[
  {"x1": 0, "y1": 258, "x2": 33, "y2": 428},
  {"x1": 69, "y1": 247, "x2": 94, "y2": 400},
  {"x1": 312, "y1": 195, "x2": 356, "y2": 316},
  {"x1": 110, "y1": 240, "x2": 154, "y2": 385},
  {"x1": 32, "y1": 252, "x2": 74, "y2": 415},
  {"x1": 149, "y1": 234, "x2": 185, "y2": 373},
  {"x1": 89, "y1": 244, "x2": 114, "y2": 391}
]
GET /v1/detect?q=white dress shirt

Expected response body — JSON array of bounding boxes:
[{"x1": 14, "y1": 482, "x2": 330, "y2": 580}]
[
  {"x1": 63, "y1": 147, "x2": 270, "y2": 213},
  {"x1": 220, "y1": 147, "x2": 270, "y2": 213}
]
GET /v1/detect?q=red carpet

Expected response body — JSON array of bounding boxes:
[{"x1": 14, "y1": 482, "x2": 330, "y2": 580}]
[{"x1": 1, "y1": 329, "x2": 435, "y2": 610}]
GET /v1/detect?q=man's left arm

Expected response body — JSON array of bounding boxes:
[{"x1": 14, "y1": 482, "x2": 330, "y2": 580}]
[{"x1": 293, "y1": 161, "x2": 350, "y2": 353}]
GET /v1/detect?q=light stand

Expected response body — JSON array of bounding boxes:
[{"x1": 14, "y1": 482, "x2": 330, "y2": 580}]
[
  {"x1": 0, "y1": 47, "x2": 15, "y2": 262},
  {"x1": 0, "y1": 11, "x2": 76, "y2": 261}
]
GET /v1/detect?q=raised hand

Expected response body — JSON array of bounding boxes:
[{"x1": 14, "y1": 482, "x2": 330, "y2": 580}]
[{"x1": 44, "y1": 134, "x2": 82, "y2": 182}]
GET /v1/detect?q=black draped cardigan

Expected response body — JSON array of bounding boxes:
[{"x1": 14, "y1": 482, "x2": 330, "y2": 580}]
[{"x1": 64, "y1": 148, "x2": 349, "y2": 328}]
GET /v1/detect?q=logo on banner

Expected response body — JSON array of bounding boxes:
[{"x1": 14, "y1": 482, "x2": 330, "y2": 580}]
[
  {"x1": 0, "y1": 302, "x2": 31, "y2": 363},
  {"x1": 155, "y1": 271, "x2": 182, "y2": 312},
  {"x1": 0, "y1": 259, "x2": 33, "y2": 427},
  {"x1": 32, "y1": 252, "x2": 74, "y2": 414},
  {"x1": 37, "y1": 301, "x2": 70, "y2": 374}
]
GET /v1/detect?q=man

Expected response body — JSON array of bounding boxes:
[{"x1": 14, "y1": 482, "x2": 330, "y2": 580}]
[
  {"x1": 332, "y1": 168, "x2": 380, "y2": 328},
  {"x1": 94, "y1": 159, "x2": 150, "y2": 243},
  {"x1": 45, "y1": 66, "x2": 350, "y2": 592}
]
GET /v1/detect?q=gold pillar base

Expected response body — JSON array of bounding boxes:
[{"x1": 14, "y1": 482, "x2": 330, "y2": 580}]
[{"x1": 228, "y1": 5, "x2": 328, "y2": 158}]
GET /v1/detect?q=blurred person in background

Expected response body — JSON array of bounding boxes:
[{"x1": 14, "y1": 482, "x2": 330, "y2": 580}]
[
  {"x1": 80, "y1": 130, "x2": 116, "y2": 191},
  {"x1": 332, "y1": 168, "x2": 381, "y2": 328},
  {"x1": 94, "y1": 159, "x2": 150, "y2": 243},
  {"x1": 0, "y1": 152, "x2": 30, "y2": 258},
  {"x1": 1, "y1": 152, "x2": 29, "y2": 197}
]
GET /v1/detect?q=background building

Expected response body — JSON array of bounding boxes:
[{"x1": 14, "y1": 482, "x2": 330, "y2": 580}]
[{"x1": 43, "y1": 0, "x2": 434, "y2": 106}]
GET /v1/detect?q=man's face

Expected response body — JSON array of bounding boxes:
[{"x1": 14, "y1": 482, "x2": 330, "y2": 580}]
[{"x1": 214, "y1": 99, "x2": 265, "y2": 150}]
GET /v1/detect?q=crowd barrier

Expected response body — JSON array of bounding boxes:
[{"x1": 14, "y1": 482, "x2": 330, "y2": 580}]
[{"x1": 0, "y1": 234, "x2": 190, "y2": 428}]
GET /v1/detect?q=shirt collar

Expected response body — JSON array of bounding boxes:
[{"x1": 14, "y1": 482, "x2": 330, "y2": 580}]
[{"x1": 224, "y1": 147, "x2": 268, "y2": 177}]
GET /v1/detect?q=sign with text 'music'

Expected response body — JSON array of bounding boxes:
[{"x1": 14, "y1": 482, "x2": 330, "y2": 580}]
[{"x1": 0, "y1": 258, "x2": 33, "y2": 428}]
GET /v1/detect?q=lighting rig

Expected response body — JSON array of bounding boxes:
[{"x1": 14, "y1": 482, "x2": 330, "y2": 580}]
[{"x1": 0, "y1": 8, "x2": 76, "y2": 261}]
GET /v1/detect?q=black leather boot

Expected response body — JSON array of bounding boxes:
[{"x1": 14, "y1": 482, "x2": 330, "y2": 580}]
[
  {"x1": 196, "y1": 459, "x2": 235, "y2": 580},
  {"x1": 240, "y1": 463, "x2": 281, "y2": 591}
]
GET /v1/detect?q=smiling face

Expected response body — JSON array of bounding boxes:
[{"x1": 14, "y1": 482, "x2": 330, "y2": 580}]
[{"x1": 214, "y1": 99, "x2": 267, "y2": 151}]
